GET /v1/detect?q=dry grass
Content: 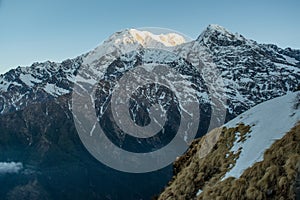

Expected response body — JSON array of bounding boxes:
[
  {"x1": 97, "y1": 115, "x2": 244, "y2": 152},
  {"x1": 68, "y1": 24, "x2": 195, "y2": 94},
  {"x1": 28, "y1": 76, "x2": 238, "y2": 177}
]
[
  {"x1": 198, "y1": 122, "x2": 300, "y2": 200},
  {"x1": 157, "y1": 122, "x2": 300, "y2": 200},
  {"x1": 157, "y1": 124, "x2": 250, "y2": 200}
]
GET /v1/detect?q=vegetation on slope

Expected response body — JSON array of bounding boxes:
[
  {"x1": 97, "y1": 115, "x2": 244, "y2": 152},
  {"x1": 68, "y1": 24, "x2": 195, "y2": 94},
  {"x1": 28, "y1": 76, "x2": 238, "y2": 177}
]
[
  {"x1": 157, "y1": 123, "x2": 300, "y2": 200},
  {"x1": 157, "y1": 124, "x2": 251, "y2": 199}
]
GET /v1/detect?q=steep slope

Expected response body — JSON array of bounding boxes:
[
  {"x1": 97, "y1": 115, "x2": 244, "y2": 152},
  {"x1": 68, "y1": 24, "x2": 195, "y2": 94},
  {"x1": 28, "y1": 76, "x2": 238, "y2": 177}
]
[
  {"x1": 194, "y1": 24, "x2": 300, "y2": 118},
  {"x1": 157, "y1": 92, "x2": 300, "y2": 200}
]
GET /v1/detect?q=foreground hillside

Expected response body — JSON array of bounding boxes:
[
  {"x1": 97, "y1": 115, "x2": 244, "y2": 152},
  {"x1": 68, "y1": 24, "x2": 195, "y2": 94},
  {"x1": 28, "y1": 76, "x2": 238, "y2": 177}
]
[{"x1": 157, "y1": 92, "x2": 300, "y2": 200}]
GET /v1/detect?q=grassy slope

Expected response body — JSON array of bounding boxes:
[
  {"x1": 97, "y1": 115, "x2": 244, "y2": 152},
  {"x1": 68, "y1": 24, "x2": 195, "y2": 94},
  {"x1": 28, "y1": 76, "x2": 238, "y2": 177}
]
[{"x1": 157, "y1": 123, "x2": 300, "y2": 200}]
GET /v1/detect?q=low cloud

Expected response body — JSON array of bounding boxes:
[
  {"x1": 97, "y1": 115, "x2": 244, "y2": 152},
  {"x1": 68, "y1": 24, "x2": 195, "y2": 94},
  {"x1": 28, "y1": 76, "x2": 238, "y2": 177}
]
[{"x1": 0, "y1": 162, "x2": 23, "y2": 174}]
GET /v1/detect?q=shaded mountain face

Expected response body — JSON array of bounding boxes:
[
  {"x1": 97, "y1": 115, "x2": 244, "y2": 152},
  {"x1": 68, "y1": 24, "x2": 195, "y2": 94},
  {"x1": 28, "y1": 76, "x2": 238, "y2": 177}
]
[
  {"x1": 0, "y1": 25, "x2": 299, "y2": 199},
  {"x1": 0, "y1": 94, "x2": 173, "y2": 200}
]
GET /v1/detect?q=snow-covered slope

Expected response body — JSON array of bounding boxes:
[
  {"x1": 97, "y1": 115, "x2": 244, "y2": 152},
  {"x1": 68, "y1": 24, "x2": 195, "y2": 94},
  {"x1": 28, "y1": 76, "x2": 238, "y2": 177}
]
[{"x1": 224, "y1": 91, "x2": 300, "y2": 179}]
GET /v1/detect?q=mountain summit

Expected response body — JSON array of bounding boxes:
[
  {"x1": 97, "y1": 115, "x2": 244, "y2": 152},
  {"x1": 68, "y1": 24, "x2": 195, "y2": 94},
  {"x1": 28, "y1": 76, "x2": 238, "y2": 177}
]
[
  {"x1": 197, "y1": 24, "x2": 246, "y2": 44},
  {"x1": 128, "y1": 29, "x2": 186, "y2": 46}
]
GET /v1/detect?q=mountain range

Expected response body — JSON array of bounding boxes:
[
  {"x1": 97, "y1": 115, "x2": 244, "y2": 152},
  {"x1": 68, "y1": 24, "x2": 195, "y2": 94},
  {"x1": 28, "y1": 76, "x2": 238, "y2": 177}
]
[{"x1": 0, "y1": 24, "x2": 299, "y2": 200}]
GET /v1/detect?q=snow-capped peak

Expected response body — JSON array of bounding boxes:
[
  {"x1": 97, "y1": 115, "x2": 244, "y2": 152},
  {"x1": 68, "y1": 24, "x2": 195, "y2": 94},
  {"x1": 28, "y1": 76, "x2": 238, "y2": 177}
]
[
  {"x1": 197, "y1": 24, "x2": 246, "y2": 44},
  {"x1": 101, "y1": 28, "x2": 186, "y2": 47},
  {"x1": 128, "y1": 29, "x2": 186, "y2": 47},
  {"x1": 206, "y1": 24, "x2": 228, "y2": 34},
  {"x1": 82, "y1": 28, "x2": 186, "y2": 67}
]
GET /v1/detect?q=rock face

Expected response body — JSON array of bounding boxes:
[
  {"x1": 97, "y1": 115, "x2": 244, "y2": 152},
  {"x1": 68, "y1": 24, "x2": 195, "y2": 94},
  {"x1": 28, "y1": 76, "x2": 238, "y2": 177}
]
[
  {"x1": 0, "y1": 58, "x2": 83, "y2": 114},
  {"x1": 0, "y1": 25, "x2": 299, "y2": 199},
  {"x1": 157, "y1": 92, "x2": 300, "y2": 200},
  {"x1": 0, "y1": 25, "x2": 299, "y2": 119}
]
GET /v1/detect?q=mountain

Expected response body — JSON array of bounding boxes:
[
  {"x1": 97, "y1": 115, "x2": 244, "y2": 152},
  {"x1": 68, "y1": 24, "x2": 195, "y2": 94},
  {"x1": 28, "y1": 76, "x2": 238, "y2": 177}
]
[
  {"x1": 157, "y1": 92, "x2": 300, "y2": 200},
  {"x1": 0, "y1": 25, "x2": 299, "y2": 119},
  {"x1": 0, "y1": 24, "x2": 299, "y2": 199}
]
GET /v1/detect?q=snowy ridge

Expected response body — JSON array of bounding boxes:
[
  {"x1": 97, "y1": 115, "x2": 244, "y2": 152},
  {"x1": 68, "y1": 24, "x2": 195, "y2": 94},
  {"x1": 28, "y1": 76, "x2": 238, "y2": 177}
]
[
  {"x1": 197, "y1": 24, "x2": 247, "y2": 46},
  {"x1": 191, "y1": 24, "x2": 300, "y2": 118},
  {"x1": 129, "y1": 29, "x2": 186, "y2": 47},
  {"x1": 0, "y1": 24, "x2": 299, "y2": 118},
  {"x1": 223, "y1": 91, "x2": 300, "y2": 179},
  {"x1": 0, "y1": 58, "x2": 83, "y2": 113},
  {"x1": 83, "y1": 28, "x2": 185, "y2": 67}
]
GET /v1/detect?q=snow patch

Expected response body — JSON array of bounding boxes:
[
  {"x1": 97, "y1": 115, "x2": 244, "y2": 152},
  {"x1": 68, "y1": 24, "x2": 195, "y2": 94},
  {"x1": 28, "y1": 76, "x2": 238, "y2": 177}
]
[
  {"x1": 196, "y1": 189, "x2": 202, "y2": 196},
  {"x1": 19, "y1": 74, "x2": 42, "y2": 87},
  {"x1": 44, "y1": 83, "x2": 69, "y2": 96},
  {"x1": 283, "y1": 55, "x2": 299, "y2": 65}
]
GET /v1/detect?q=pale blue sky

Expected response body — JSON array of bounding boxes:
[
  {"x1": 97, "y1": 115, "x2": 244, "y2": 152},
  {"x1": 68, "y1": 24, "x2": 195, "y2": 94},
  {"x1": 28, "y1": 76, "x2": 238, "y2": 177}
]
[{"x1": 0, "y1": 0, "x2": 299, "y2": 73}]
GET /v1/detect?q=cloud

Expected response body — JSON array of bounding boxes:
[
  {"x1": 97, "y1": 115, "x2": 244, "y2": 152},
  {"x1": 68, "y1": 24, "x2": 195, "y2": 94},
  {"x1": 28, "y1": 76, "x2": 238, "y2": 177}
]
[{"x1": 0, "y1": 162, "x2": 23, "y2": 174}]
